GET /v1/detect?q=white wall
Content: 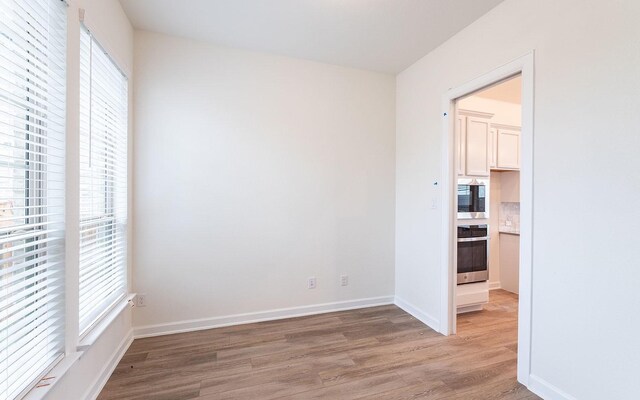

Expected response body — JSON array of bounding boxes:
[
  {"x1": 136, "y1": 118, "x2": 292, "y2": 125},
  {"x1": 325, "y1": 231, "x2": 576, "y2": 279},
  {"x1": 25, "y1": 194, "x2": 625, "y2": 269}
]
[
  {"x1": 132, "y1": 31, "x2": 396, "y2": 332},
  {"x1": 501, "y1": 171, "x2": 520, "y2": 203},
  {"x1": 45, "y1": 0, "x2": 135, "y2": 399},
  {"x1": 396, "y1": 0, "x2": 640, "y2": 398}
]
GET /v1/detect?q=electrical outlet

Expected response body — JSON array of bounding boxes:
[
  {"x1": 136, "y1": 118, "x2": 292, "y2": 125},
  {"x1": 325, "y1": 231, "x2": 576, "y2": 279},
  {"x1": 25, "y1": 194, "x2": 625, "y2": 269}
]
[
  {"x1": 307, "y1": 277, "x2": 317, "y2": 289},
  {"x1": 135, "y1": 293, "x2": 147, "y2": 307},
  {"x1": 340, "y1": 275, "x2": 349, "y2": 286}
]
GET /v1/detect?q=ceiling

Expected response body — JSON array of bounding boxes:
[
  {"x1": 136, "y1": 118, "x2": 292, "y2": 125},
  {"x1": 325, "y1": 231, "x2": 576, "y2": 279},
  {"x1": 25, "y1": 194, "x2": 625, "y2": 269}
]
[
  {"x1": 119, "y1": 0, "x2": 505, "y2": 74},
  {"x1": 475, "y1": 75, "x2": 522, "y2": 104}
]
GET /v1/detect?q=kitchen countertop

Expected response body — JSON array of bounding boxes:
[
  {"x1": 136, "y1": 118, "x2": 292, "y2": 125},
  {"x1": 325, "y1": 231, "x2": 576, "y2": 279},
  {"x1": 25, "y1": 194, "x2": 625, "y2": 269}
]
[{"x1": 498, "y1": 229, "x2": 520, "y2": 235}]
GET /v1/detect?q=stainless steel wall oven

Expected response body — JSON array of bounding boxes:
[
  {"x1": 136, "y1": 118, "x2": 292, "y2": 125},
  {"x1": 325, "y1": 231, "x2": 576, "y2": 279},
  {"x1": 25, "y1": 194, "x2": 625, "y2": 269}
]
[{"x1": 457, "y1": 224, "x2": 489, "y2": 284}]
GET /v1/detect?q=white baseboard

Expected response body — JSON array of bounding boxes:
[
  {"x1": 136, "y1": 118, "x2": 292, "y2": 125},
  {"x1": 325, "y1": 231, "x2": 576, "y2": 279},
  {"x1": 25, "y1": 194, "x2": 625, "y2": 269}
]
[
  {"x1": 133, "y1": 296, "x2": 395, "y2": 339},
  {"x1": 393, "y1": 296, "x2": 440, "y2": 333},
  {"x1": 457, "y1": 304, "x2": 483, "y2": 314},
  {"x1": 489, "y1": 281, "x2": 502, "y2": 290},
  {"x1": 84, "y1": 329, "x2": 134, "y2": 400},
  {"x1": 528, "y1": 374, "x2": 577, "y2": 400}
]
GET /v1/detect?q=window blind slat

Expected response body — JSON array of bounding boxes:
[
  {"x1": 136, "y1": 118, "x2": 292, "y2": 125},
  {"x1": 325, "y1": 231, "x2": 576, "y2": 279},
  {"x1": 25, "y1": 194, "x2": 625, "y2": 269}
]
[
  {"x1": 79, "y1": 239, "x2": 125, "y2": 263},
  {"x1": 79, "y1": 256, "x2": 125, "y2": 294},
  {"x1": 0, "y1": 298, "x2": 61, "y2": 340},
  {"x1": 3, "y1": 293, "x2": 62, "y2": 339},
  {"x1": 0, "y1": 259, "x2": 61, "y2": 287},
  {"x1": 0, "y1": 51, "x2": 66, "y2": 100},
  {"x1": 0, "y1": 314, "x2": 62, "y2": 367},
  {"x1": 78, "y1": 247, "x2": 124, "y2": 284},
  {"x1": 0, "y1": 269, "x2": 59, "y2": 302},
  {"x1": 0, "y1": 6, "x2": 67, "y2": 71},
  {"x1": 0, "y1": 119, "x2": 66, "y2": 147},
  {"x1": 79, "y1": 273, "x2": 125, "y2": 310},
  {"x1": 79, "y1": 234, "x2": 125, "y2": 257},
  {"x1": 0, "y1": 250, "x2": 63, "y2": 275},
  {"x1": 1, "y1": 329, "x2": 63, "y2": 394}
]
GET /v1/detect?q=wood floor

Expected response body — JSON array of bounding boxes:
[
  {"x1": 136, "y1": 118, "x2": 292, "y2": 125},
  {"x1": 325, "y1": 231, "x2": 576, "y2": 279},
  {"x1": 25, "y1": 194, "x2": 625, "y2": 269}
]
[{"x1": 98, "y1": 290, "x2": 539, "y2": 399}]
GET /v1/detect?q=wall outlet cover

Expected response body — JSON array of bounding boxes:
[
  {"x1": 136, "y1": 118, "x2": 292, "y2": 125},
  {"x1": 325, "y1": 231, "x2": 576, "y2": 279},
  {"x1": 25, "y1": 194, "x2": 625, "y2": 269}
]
[
  {"x1": 136, "y1": 293, "x2": 147, "y2": 307},
  {"x1": 307, "y1": 277, "x2": 317, "y2": 289}
]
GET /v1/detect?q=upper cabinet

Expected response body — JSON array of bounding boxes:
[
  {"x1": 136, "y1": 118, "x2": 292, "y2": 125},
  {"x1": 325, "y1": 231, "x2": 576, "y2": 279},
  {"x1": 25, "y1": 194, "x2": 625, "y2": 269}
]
[
  {"x1": 457, "y1": 109, "x2": 521, "y2": 176},
  {"x1": 455, "y1": 114, "x2": 466, "y2": 176},
  {"x1": 458, "y1": 110, "x2": 494, "y2": 177},
  {"x1": 492, "y1": 124, "x2": 521, "y2": 170},
  {"x1": 489, "y1": 127, "x2": 497, "y2": 169},
  {"x1": 466, "y1": 117, "x2": 492, "y2": 176}
]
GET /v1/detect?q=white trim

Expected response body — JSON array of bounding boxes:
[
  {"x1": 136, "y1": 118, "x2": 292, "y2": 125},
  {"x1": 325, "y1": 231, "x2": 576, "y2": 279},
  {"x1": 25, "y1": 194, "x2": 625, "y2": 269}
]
[
  {"x1": 517, "y1": 52, "x2": 535, "y2": 388},
  {"x1": 456, "y1": 304, "x2": 483, "y2": 314},
  {"x1": 440, "y1": 94, "x2": 456, "y2": 336},
  {"x1": 491, "y1": 122, "x2": 521, "y2": 131},
  {"x1": 458, "y1": 109, "x2": 495, "y2": 119},
  {"x1": 393, "y1": 296, "x2": 440, "y2": 332},
  {"x1": 77, "y1": 295, "x2": 135, "y2": 351},
  {"x1": 488, "y1": 281, "x2": 502, "y2": 290},
  {"x1": 133, "y1": 296, "x2": 394, "y2": 339},
  {"x1": 529, "y1": 375, "x2": 577, "y2": 400},
  {"x1": 440, "y1": 52, "x2": 535, "y2": 386},
  {"x1": 83, "y1": 329, "x2": 134, "y2": 400}
]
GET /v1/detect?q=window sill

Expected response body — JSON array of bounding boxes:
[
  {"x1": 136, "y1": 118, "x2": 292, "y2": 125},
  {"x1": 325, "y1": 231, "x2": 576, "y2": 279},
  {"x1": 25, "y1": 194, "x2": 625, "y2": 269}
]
[
  {"x1": 22, "y1": 294, "x2": 136, "y2": 400},
  {"x1": 22, "y1": 352, "x2": 82, "y2": 400},
  {"x1": 78, "y1": 293, "x2": 136, "y2": 352}
]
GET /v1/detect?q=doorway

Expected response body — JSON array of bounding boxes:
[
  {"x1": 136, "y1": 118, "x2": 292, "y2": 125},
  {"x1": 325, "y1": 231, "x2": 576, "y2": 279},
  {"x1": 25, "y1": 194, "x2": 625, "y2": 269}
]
[{"x1": 440, "y1": 53, "x2": 534, "y2": 386}]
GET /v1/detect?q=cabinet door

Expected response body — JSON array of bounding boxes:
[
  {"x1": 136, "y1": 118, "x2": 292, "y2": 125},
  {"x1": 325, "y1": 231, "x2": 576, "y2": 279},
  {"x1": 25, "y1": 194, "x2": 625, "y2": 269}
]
[
  {"x1": 465, "y1": 117, "x2": 491, "y2": 176},
  {"x1": 497, "y1": 128, "x2": 520, "y2": 169},
  {"x1": 489, "y1": 128, "x2": 497, "y2": 169},
  {"x1": 456, "y1": 115, "x2": 466, "y2": 176}
]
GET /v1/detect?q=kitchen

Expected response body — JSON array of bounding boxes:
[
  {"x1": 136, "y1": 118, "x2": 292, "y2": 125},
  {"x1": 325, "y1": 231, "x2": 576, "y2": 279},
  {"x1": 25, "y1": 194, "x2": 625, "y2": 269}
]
[{"x1": 455, "y1": 75, "x2": 522, "y2": 315}]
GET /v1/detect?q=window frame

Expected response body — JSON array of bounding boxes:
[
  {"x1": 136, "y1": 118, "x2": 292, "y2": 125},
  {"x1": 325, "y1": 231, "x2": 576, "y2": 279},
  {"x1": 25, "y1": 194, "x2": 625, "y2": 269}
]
[
  {"x1": 0, "y1": 0, "x2": 68, "y2": 398},
  {"x1": 77, "y1": 24, "x2": 129, "y2": 340}
]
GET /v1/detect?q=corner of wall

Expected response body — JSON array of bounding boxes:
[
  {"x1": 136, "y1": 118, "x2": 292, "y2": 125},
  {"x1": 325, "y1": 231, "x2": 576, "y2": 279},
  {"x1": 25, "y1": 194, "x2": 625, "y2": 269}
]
[{"x1": 393, "y1": 296, "x2": 440, "y2": 333}]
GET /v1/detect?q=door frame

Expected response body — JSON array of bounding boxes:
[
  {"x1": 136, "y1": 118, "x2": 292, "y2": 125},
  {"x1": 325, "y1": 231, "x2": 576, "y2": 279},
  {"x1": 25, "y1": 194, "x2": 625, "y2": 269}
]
[{"x1": 439, "y1": 52, "x2": 535, "y2": 386}]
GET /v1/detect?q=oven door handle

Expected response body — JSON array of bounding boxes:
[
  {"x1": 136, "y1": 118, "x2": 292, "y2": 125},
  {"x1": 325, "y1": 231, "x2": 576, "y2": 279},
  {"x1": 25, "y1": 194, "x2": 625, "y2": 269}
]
[{"x1": 457, "y1": 237, "x2": 489, "y2": 242}]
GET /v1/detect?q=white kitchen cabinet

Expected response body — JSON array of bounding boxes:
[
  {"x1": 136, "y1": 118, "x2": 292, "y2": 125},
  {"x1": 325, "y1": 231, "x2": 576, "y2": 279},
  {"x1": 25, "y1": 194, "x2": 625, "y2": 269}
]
[
  {"x1": 489, "y1": 127, "x2": 497, "y2": 169},
  {"x1": 495, "y1": 125, "x2": 521, "y2": 170},
  {"x1": 499, "y1": 233, "x2": 520, "y2": 294},
  {"x1": 464, "y1": 116, "x2": 491, "y2": 177},
  {"x1": 457, "y1": 110, "x2": 493, "y2": 177},
  {"x1": 456, "y1": 281, "x2": 489, "y2": 313},
  {"x1": 455, "y1": 115, "x2": 466, "y2": 176}
]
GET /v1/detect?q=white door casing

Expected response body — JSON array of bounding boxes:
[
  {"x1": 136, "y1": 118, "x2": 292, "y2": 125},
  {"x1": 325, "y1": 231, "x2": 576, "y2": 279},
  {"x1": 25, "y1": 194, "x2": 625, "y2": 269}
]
[{"x1": 440, "y1": 51, "x2": 535, "y2": 387}]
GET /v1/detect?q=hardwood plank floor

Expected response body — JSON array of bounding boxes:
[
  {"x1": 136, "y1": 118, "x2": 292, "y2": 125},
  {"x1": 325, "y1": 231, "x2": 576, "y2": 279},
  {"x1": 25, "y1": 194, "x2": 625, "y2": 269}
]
[{"x1": 98, "y1": 290, "x2": 539, "y2": 399}]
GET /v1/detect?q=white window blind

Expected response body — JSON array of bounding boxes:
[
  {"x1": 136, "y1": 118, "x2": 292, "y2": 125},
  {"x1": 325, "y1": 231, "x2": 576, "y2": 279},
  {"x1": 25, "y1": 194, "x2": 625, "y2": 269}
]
[
  {"x1": 0, "y1": 0, "x2": 66, "y2": 399},
  {"x1": 78, "y1": 27, "x2": 128, "y2": 336}
]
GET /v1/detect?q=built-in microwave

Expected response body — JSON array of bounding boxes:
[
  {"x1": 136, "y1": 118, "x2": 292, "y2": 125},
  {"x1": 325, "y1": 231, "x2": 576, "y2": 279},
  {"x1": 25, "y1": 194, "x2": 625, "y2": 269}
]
[{"x1": 457, "y1": 178, "x2": 488, "y2": 220}]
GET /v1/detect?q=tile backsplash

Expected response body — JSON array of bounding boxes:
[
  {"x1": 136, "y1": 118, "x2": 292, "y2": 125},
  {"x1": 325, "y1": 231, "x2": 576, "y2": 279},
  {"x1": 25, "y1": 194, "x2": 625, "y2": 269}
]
[{"x1": 499, "y1": 202, "x2": 520, "y2": 234}]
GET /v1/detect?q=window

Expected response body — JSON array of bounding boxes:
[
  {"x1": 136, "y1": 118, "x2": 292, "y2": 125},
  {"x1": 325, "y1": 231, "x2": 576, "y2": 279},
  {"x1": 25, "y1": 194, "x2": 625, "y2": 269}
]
[
  {"x1": 78, "y1": 27, "x2": 128, "y2": 336},
  {"x1": 0, "y1": 0, "x2": 67, "y2": 398}
]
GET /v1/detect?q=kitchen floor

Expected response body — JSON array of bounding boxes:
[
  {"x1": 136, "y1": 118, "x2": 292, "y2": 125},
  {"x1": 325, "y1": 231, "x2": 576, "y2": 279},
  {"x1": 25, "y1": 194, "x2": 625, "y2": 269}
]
[{"x1": 98, "y1": 290, "x2": 538, "y2": 399}]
